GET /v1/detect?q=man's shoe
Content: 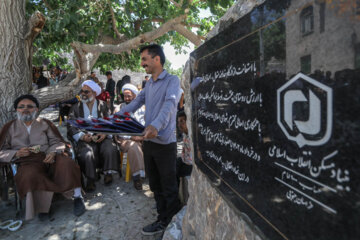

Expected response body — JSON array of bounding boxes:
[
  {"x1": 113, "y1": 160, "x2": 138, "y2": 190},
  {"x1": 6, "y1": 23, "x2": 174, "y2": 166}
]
[
  {"x1": 141, "y1": 221, "x2": 165, "y2": 236},
  {"x1": 38, "y1": 213, "x2": 49, "y2": 221},
  {"x1": 85, "y1": 179, "x2": 96, "y2": 193},
  {"x1": 104, "y1": 174, "x2": 113, "y2": 185},
  {"x1": 133, "y1": 176, "x2": 143, "y2": 190},
  {"x1": 73, "y1": 197, "x2": 86, "y2": 217}
]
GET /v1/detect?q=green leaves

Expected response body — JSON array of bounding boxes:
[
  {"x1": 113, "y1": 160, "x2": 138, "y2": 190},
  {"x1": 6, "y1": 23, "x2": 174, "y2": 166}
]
[{"x1": 27, "y1": 0, "x2": 234, "y2": 71}]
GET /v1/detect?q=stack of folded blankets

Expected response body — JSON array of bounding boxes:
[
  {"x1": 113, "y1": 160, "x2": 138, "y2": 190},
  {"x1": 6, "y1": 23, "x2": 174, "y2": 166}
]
[{"x1": 66, "y1": 112, "x2": 144, "y2": 134}]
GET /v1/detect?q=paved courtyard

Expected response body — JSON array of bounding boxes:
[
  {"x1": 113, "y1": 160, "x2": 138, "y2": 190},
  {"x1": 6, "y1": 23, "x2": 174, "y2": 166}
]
[{"x1": 0, "y1": 107, "x2": 163, "y2": 240}]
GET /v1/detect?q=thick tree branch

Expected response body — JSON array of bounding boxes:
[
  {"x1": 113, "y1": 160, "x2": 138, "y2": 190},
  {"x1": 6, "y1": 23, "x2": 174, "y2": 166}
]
[
  {"x1": 34, "y1": 35, "x2": 126, "y2": 108},
  {"x1": 33, "y1": 78, "x2": 82, "y2": 110},
  {"x1": 71, "y1": 35, "x2": 122, "y2": 75},
  {"x1": 25, "y1": 11, "x2": 45, "y2": 42},
  {"x1": 71, "y1": 14, "x2": 187, "y2": 55},
  {"x1": 109, "y1": 4, "x2": 127, "y2": 41},
  {"x1": 182, "y1": 22, "x2": 201, "y2": 28},
  {"x1": 24, "y1": 11, "x2": 46, "y2": 86},
  {"x1": 131, "y1": 18, "x2": 164, "y2": 29},
  {"x1": 173, "y1": 24, "x2": 202, "y2": 46}
]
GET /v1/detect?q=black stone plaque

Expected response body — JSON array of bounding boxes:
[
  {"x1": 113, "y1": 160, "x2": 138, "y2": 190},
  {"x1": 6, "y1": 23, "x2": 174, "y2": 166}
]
[{"x1": 190, "y1": 1, "x2": 360, "y2": 239}]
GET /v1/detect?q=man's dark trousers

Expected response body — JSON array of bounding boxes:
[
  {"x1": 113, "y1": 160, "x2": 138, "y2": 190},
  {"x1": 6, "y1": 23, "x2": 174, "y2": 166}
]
[
  {"x1": 144, "y1": 141, "x2": 181, "y2": 225},
  {"x1": 109, "y1": 96, "x2": 115, "y2": 113}
]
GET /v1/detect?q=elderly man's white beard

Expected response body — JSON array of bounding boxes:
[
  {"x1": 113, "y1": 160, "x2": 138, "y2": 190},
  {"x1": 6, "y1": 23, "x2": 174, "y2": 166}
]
[
  {"x1": 81, "y1": 95, "x2": 94, "y2": 103},
  {"x1": 17, "y1": 111, "x2": 37, "y2": 122}
]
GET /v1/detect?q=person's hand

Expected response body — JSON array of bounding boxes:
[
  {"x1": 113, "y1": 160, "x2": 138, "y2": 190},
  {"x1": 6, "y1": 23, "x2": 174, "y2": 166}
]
[
  {"x1": 116, "y1": 136, "x2": 124, "y2": 144},
  {"x1": 131, "y1": 136, "x2": 144, "y2": 142},
  {"x1": 143, "y1": 125, "x2": 158, "y2": 139},
  {"x1": 43, "y1": 152, "x2": 56, "y2": 164},
  {"x1": 15, "y1": 147, "x2": 30, "y2": 158},
  {"x1": 81, "y1": 134, "x2": 92, "y2": 143},
  {"x1": 96, "y1": 134, "x2": 106, "y2": 143}
]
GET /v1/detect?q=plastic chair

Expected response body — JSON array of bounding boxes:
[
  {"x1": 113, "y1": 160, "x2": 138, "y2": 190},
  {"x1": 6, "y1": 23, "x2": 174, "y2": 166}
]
[{"x1": 120, "y1": 152, "x2": 131, "y2": 182}]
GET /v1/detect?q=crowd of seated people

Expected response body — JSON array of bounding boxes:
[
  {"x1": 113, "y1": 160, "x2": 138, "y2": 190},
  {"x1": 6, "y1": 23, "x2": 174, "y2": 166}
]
[{"x1": 0, "y1": 69, "x2": 193, "y2": 231}]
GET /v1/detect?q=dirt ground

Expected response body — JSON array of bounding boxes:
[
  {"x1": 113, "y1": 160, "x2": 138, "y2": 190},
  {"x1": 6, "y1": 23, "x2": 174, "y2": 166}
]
[{"x1": 0, "y1": 107, "x2": 163, "y2": 240}]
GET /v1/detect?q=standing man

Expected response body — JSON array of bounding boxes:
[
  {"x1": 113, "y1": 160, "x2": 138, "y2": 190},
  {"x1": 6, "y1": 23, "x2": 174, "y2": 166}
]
[
  {"x1": 54, "y1": 66, "x2": 66, "y2": 83},
  {"x1": 87, "y1": 71, "x2": 100, "y2": 83},
  {"x1": 116, "y1": 44, "x2": 181, "y2": 237},
  {"x1": 105, "y1": 71, "x2": 116, "y2": 113},
  {"x1": 142, "y1": 75, "x2": 149, "y2": 89}
]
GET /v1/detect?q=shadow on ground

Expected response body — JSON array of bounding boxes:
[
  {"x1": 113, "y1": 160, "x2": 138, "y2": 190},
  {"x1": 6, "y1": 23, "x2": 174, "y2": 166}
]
[{"x1": 0, "y1": 107, "x2": 161, "y2": 240}]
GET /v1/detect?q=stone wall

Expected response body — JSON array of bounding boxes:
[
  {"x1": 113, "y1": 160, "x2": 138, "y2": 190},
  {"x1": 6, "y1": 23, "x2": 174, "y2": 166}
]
[
  {"x1": 181, "y1": 1, "x2": 266, "y2": 239},
  {"x1": 182, "y1": 166, "x2": 264, "y2": 240},
  {"x1": 92, "y1": 69, "x2": 147, "y2": 88}
]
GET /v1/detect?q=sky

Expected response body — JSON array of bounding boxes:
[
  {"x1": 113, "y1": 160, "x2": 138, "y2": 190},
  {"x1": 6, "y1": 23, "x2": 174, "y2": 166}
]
[{"x1": 163, "y1": 42, "x2": 194, "y2": 70}]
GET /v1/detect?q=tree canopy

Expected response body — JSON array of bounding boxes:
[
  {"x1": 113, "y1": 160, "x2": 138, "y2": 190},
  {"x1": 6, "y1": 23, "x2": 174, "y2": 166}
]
[
  {"x1": 0, "y1": 0, "x2": 235, "y2": 128},
  {"x1": 27, "y1": 0, "x2": 234, "y2": 72}
]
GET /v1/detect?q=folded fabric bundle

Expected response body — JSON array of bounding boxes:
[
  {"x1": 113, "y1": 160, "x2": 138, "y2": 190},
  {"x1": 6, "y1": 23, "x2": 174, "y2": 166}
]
[{"x1": 66, "y1": 114, "x2": 145, "y2": 134}]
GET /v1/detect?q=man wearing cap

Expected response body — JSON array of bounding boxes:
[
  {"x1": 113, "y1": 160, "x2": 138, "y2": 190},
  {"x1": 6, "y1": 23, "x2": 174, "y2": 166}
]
[
  {"x1": 67, "y1": 80, "x2": 119, "y2": 192},
  {"x1": 0, "y1": 94, "x2": 85, "y2": 221},
  {"x1": 116, "y1": 83, "x2": 145, "y2": 190}
]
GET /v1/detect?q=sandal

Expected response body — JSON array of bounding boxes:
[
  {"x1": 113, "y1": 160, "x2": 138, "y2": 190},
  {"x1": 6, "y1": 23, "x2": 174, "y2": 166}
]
[
  {"x1": 0, "y1": 220, "x2": 13, "y2": 230},
  {"x1": 7, "y1": 220, "x2": 22, "y2": 231}
]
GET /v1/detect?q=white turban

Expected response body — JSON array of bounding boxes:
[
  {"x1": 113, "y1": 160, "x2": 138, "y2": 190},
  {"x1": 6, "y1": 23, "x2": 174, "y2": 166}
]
[
  {"x1": 82, "y1": 80, "x2": 101, "y2": 96},
  {"x1": 122, "y1": 83, "x2": 139, "y2": 96}
]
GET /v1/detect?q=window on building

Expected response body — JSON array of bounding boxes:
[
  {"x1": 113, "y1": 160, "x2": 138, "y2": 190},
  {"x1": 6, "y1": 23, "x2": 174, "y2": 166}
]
[
  {"x1": 301, "y1": 55, "x2": 311, "y2": 74},
  {"x1": 356, "y1": 0, "x2": 360, "y2": 15},
  {"x1": 301, "y1": 6, "x2": 314, "y2": 36},
  {"x1": 319, "y1": 3, "x2": 325, "y2": 33},
  {"x1": 355, "y1": 44, "x2": 360, "y2": 69}
]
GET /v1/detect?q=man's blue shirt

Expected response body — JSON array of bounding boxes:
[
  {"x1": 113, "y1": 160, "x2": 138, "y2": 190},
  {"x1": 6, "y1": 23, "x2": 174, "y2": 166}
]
[{"x1": 117, "y1": 70, "x2": 180, "y2": 144}]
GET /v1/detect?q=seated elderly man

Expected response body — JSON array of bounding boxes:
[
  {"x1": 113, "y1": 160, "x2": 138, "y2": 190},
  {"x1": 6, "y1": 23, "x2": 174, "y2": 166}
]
[
  {"x1": 0, "y1": 94, "x2": 85, "y2": 221},
  {"x1": 67, "y1": 80, "x2": 119, "y2": 192},
  {"x1": 116, "y1": 83, "x2": 145, "y2": 190}
]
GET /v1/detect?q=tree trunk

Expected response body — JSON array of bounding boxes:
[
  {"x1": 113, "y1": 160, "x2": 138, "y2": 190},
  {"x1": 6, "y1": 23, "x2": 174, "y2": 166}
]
[
  {"x1": 0, "y1": 0, "x2": 31, "y2": 127},
  {"x1": 0, "y1": 1, "x2": 202, "y2": 128}
]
